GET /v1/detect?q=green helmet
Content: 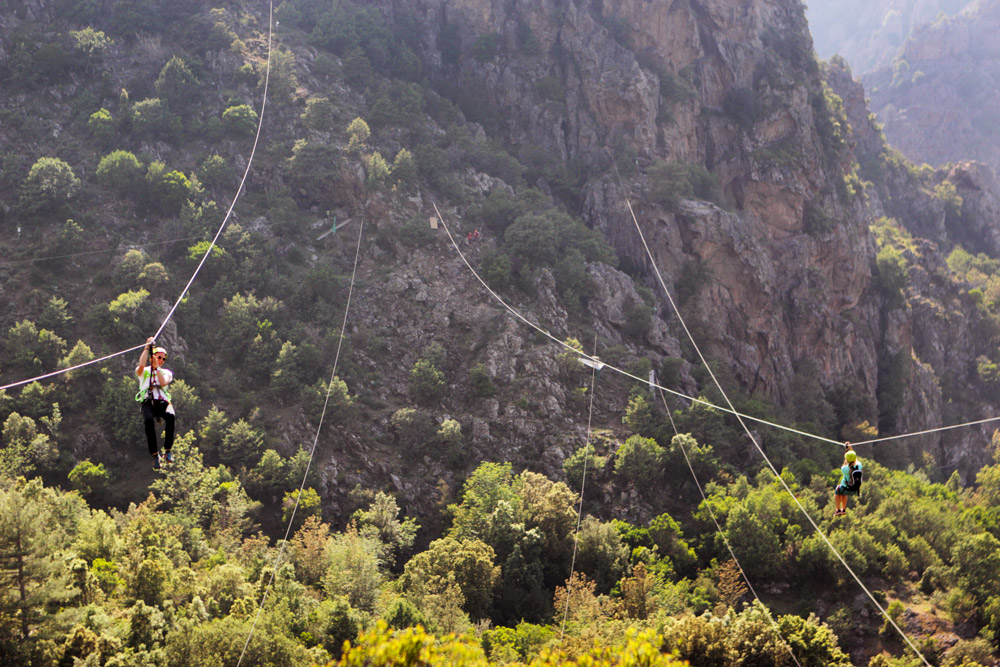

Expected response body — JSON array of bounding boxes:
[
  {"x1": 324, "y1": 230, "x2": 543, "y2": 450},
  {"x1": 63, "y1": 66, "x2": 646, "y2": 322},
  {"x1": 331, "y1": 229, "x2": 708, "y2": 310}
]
[{"x1": 845, "y1": 451, "x2": 857, "y2": 463}]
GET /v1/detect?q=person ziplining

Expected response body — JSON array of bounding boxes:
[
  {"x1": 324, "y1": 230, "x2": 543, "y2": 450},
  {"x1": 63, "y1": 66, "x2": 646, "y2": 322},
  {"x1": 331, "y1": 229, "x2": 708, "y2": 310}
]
[
  {"x1": 135, "y1": 337, "x2": 175, "y2": 470},
  {"x1": 834, "y1": 442, "x2": 863, "y2": 516}
]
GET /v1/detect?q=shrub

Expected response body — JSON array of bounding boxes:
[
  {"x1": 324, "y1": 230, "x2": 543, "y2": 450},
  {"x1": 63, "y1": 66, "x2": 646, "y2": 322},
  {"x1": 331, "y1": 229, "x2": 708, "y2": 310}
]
[
  {"x1": 345, "y1": 117, "x2": 370, "y2": 152},
  {"x1": 97, "y1": 150, "x2": 143, "y2": 196},
  {"x1": 68, "y1": 460, "x2": 109, "y2": 496},
  {"x1": 131, "y1": 98, "x2": 181, "y2": 141},
  {"x1": 197, "y1": 155, "x2": 233, "y2": 192},
  {"x1": 614, "y1": 434, "x2": 664, "y2": 487},
  {"x1": 221, "y1": 104, "x2": 258, "y2": 137},
  {"x1": 301, "y1": 96, "x2": 336, "y2": 130},
  {"x1": 20, "y1": 157, "x2": 80, "y2": 213},
  {"x1": 409, "y1": 359, "x2": 445, "y2": 404},
  {"x1": 88, "y1": 108, "x2": 115, "y2": 144},
  {"x1": 154, "y1": 55, "x2": 198, "y2": 109}
]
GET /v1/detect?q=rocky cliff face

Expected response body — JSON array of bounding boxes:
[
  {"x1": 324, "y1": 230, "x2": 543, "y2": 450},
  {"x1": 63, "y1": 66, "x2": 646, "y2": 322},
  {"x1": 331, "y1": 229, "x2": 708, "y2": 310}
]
[
  {"x1": 806, "y1": 0, "x2": 968, "y2": 71},
  {"x1": 862, "y1": 0, "x2": 1000, "y2": 173},
  {"x1": 383, "y1": 0, "x2": 878, "y2": 401},
  {"x1": 367, "y1": 0, "x2": 1000, "y2": 475}
]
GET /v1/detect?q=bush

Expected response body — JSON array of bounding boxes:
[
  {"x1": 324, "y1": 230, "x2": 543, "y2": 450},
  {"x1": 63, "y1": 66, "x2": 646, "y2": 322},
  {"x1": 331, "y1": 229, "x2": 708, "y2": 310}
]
[
  {"x1": 20, "y1": 157, "x2": 80, "y2": 213},
  {"x1": 68, "y1": 460, "x2": 109, "y2": 496},
  {"x1": 155, "y1": 56, "x2": 198, "y2": 109},
  {"x1": 301, "y1": 96, "x2": 336, "y2": 130},
  {"x1": 221, "y1": 104, "x2": 258, "y2": 137},
  {"x1": 614, "y1": 434, "x2": 664, "y2": 487},
  {"x1": 197, "y1": 155, "x2": 233, "y2": 192},
  {"x1": 409, "y1": 359, "x2": 445, "y2": 404},
  {"x1": 88, "y1": 108, "x2": 115, "y2": 144},
  {"x1": 97, "y1": 150, "x2": 143, "y2": 197},
  {"x1": 131, "y1": 98, "x2": 181, "y2": 141},
  {"x1": 648, "y1": 159, "x2": 693, "y2": 211}
]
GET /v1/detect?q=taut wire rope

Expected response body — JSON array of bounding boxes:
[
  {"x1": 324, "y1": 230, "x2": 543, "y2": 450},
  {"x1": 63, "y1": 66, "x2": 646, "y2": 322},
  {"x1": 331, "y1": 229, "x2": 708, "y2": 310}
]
[
  {"x1": 237, "y1": 216, "x2": 366, "y2": 666},
  {"x1": 656, "y1": 386, "x2": 803, "y2": 667},
  {"x1": 615, "y1": 176, "x2": 933, "y2": 666},
  {"x1": 434, "y1": 199, "x2": 800, "y2": 663},
  {"x1": 0, "y1": 234, "x2": 204, "y2": 268},
  {"x1": 560, "y1": 333, "x2": 599, "y2": 644},
  {"x1": 428, "y1": 202, "x2": 841, "y2": 447},
  {"x1": 432, "y1": 193, "x2": 930, "y2": 663},
  {"x1": 0, "y1": 4, "x2": 274, "y2": 395}
]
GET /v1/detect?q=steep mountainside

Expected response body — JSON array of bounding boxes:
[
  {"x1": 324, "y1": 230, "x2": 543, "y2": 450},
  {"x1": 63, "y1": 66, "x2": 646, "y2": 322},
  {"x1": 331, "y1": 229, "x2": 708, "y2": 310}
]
[
  {"x1": 2, "y1": 0, "x2": 1000, "y2": 510},
  {"x1": 7, "y1": 2, "x2": 1000, "y2": 664},
  {"x1": 862, "y1": 0, "x2": 1000, "y2": 173},
  {"x1": 806, "y1": 0, "x2": 968, "y2": 71}
]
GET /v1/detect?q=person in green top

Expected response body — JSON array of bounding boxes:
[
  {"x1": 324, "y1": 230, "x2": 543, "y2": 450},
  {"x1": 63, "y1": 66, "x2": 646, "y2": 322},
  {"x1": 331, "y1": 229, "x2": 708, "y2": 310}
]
[
  {"x1": 834, "y1": 442, "x2": 862, "y2": 516},
  {"x1": 135, "y1": 336, "x2": 175, "y2": 470}
]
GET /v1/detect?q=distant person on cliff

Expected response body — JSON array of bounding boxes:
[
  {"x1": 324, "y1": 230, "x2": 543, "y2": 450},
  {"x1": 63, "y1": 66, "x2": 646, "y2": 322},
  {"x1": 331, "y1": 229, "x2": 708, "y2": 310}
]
[
  {"x1": 135, "y1": 336, "x2": 175, "y2": 470},
  {"x1": 834, "y1": 442, "x2": 862, "y2": 516}
]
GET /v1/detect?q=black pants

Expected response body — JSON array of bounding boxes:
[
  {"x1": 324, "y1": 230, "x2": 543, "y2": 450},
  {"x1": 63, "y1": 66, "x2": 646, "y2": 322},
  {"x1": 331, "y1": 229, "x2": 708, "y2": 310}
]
[{"x1": 141, "y1": 400, "x2": 175, "y2": 456}]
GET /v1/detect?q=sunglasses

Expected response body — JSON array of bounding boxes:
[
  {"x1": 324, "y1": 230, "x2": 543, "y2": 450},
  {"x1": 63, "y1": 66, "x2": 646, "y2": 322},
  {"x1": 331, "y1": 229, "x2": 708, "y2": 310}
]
[{"x1": 154, "y1": 355, "x2": 166, "y2": 360}]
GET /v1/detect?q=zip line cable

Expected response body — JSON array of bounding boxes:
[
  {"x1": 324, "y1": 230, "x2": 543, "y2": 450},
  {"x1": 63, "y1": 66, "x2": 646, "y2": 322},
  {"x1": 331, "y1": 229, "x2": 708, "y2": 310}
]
[
  {"x1": 237, "y1": 215, "x2": 365, "y2": 667},
  {"x1": 615, "y1": 178, "x2": 933, "y2": 666},
  {"x1": 428, "y1": 202, "x2": 842, "y2": 447},
  {"x1": 0, "y1": 234, "x2": 204, "y2": 268},
  {"x1": 435, "y1": 201, "x2": 802, "y2": 663},
  {"x1": 655, "y1": 386, "x2": 803, "y2": 667},
  {"x1": 560, "y1": 333, "x2": 599, "y2": 644},
  {"x1": 0, "y1": 9, "x2": 274, "y2": 395},
  {"x1": 433, "y1": 194, "x2": 930, "y2": 663}
]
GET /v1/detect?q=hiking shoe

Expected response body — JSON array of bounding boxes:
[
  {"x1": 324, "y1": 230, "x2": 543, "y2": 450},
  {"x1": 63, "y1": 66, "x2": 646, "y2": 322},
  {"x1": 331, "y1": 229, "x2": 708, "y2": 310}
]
[
  {"x1": 164, "y1": 450, "x2": 174, "y2": 464},
  {"x1": 152, "y1": 455, "x2": 162, "y2": 471}
]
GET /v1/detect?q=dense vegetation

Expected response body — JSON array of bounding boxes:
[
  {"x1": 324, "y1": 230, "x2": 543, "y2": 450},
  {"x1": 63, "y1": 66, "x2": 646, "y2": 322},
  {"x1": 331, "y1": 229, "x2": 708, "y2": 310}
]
[{"x1": 3, "y1": 0, "x2": 1000, "y2": 665}]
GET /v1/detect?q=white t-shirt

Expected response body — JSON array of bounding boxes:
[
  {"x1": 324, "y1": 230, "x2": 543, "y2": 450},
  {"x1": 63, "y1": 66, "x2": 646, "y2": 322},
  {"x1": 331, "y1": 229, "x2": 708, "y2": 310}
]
[{"x1": 137, "y1": 366, "x2": 174, "y2": 414}]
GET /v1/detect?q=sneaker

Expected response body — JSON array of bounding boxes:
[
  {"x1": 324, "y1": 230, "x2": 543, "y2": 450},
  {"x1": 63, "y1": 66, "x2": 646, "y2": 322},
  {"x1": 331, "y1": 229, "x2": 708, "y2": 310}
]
[
  {"x1": 834, "y1": 509, "x2": 846, "y2": 516},
  {"x1": 164, "y1": 450, "x2": 174, "y2": 464},
  {"x1": 152, "y1": 455, "x2": 162, "y2": 471}
]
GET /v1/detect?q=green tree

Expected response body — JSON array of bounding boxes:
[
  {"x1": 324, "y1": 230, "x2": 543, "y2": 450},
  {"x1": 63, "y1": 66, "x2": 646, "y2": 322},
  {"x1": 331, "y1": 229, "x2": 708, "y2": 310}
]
[
  {"x1": 352, "y1": 491, "x2": 419, "y2": 568},
  {"x1": 20, "y1": 157, "x2": 80, "y2": 213},
  {"x1": 0, "y1": 480, "x2": 75, "y2": 640},
  {"x1": 220, "y1": 418, "x2": 264, "y2": 468},
  {"x1": 449, "y1": 462, "x2": 521, "y2": 541},
  {"x1": 5, "y1": 319, "x2": 67, "y2": 371},
  {"x1": 154, "y1": 56, "x2": 198, "y2": 109},
  {"x1": 131, "y1": 98, "x2": 181, "y2": 141},
  {"x1": 197, "y1": 154, "x2": 233, "y2": 192},
  {"x1": 648, "y1": 159, "x2": 693, "y2": 210},
  {"x1": 282, "y1": 487, "x2": 321, "y2": 527},
  {"x1": 67, "y1": 460, "x2": 109, "y2": 497},
  {"x1": 504, "y1": 213, "x2": 558, "y2": 266},
  {"x1": 103, "y1": 289, "x2": 152, "y2": 340},
  {"x1": 221, "y1": 104, "x2": 259, "y2": 137},
  {"x1": 409, "y1": 359, "x2": 445, "y2": 404},
  {"x1": 392, "y1": 148, "x2": 417, "y2": 187},
  {"x1": 401, "y1": 536, "x2": 500, "y2": 621},
  {"x1": 88, "y1": 108, "x2": 115, "y2": 144},
  {"x1": 0, "y1": 413, "x2": 57, "y2": 477},
  {"x1": 345, "y1": 117, "x2": 370, "y2": 153},
  {"x1": 264, "y1": 49, "x2": 299, "y2": 104},
  {"x1": 574, "y1": 516, "x2": 629, "y2": 593},
  {"x1": 97, "y1": 150, "x2": 143, "y2": 196},
  {"x1": 365, "y1": 151, "x2": 390, "y2": 188},
  {"x1": 148, "y1": 168, "x2": 192, "y2": 216},
  {"x1": 614, "y1": 434, "x2": 664, "y2": 487},
  {"x1": 301, "y1": 96, "x2": 336, "y2": 130},
  {"x1": 323, "y1": 524, "x2": 384, "y2": 612}
]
